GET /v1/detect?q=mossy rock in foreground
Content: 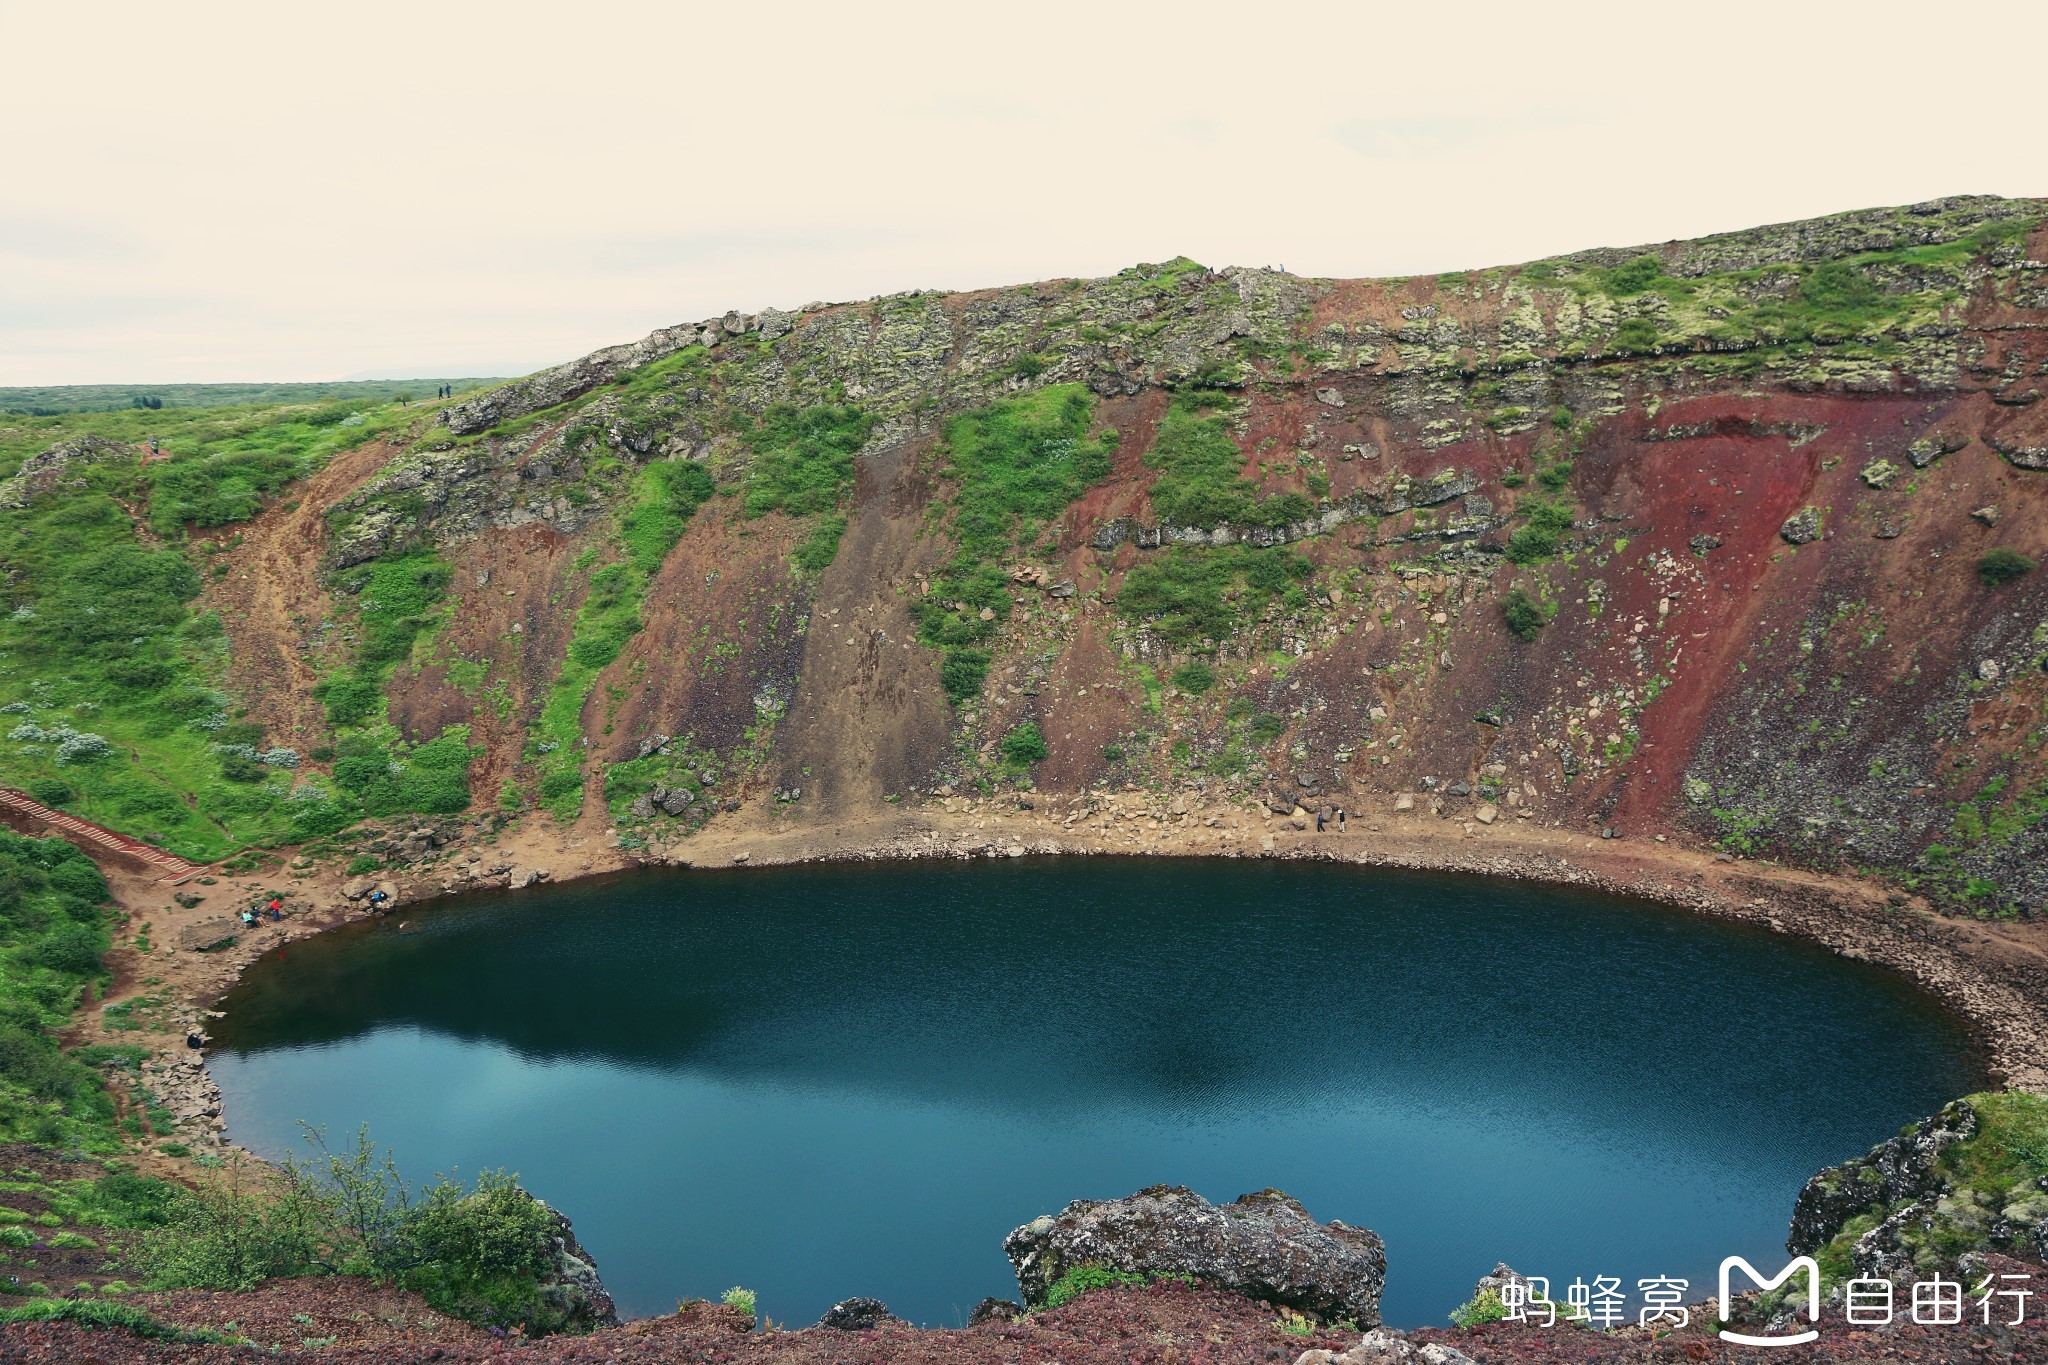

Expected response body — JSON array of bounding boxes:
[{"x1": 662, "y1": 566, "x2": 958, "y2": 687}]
[{"x1": 1793, "y1": 1093, "x2": 2048, "y2": 1283}]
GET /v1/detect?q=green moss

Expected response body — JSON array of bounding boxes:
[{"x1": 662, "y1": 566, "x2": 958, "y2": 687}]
[{"x1": 1116, "y1": 546, "x2": 1312, "y2": 646}]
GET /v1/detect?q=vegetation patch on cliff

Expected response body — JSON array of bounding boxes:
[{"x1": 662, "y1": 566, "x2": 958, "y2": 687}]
[{"x1": 911, "y1": 384, "x2": 1117, "y2": 703}]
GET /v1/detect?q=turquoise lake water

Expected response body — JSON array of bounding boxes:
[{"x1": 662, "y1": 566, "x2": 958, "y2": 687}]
[{"x1": 207, "y1": 858, "x2": 1985, "y2": 1327}]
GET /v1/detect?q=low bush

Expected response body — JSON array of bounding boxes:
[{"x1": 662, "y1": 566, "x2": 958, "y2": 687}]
[
  {"x1": 1171, "y1": 661, "x2": 1215, "y2": 694},
  {"x1": 1043, "y1": 1263, "x2": 1148, "y2": 1310},
  {"x1": 1041, "y1": 1263, "x2": 1198, "y2": 1311},
  {"x1": 1499, "y1": 589, "x2": 1551, "y2": 640},
  {"x1": 999, "y1": 722, "x2": 1048, "y2": 769},
  {"x1": 1449, "y1": 1287, "x2": 1508, "y2": 1327},
  {"x1": 939, "y1": 649, "x2": 990, "y2": 704},
  {"x1": 136, "y1": 1130, "x2": 588, "y2": 1336},
  {"x1": 1979, "y1": 547, "x2": 2035, "y2": 586},
  {"x1": 24, "y1": 779, "x2": 71, "y2": 808}
]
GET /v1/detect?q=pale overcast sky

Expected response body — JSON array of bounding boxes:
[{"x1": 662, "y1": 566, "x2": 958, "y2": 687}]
[{"x1": 3, "y1": 0, "x2": 2042, "y2": 384}]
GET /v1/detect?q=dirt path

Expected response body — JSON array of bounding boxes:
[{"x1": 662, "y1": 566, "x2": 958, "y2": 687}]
[{"x1": 198, "y1": 439, "x2": 401, "y2": 749}]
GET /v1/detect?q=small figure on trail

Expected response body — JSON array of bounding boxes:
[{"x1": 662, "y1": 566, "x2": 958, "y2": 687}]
[
  {"x1": 1337, "y1": 808, "x2": 1347, "y2": 833},
  {"x1": 239, "y1": 909, "x2": 257, "y2": 927},
  {"x1": 1315, "y1": 809, "x2": 1326, "y2": 832},
  {"x1": 266, "y1": 897, "x2": 283, "y2": 921},
  {"x1": 368, "y1": 889, "x2": 387, "y2": 908}
]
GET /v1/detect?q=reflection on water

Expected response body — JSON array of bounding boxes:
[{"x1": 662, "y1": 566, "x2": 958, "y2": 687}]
[{"x1": 210, "y1": 859, "x2": 1983, "y2": 1327}]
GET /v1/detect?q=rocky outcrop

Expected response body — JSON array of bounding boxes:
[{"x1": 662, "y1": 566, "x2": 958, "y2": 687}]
[
  {"x1": 967, "y1": 1297, "x2": 1022, "y2": 1325},
  {"x1": 1089, "y1": 470, "x2": 1490, "y2": 556},
  {"x1": 443, "y1": 321, "x2": 718, "y2": 436},
  {"x1": 1004, "y1": 1185, "x2": 1385, "y2": 1327},
  {"x1": 533, "y1": 1199, "x2": 619, "y2": 1330},
  {"x1": 0, "y1": 434, "x2": 129, "y2": 508},
  {"x1": 1788, "y1": 1099, "x2": 1978, "y2": 1255},
  {"x1": 1295, "y1": 1330, "x2": 1475, "y2": 1365},
  {"x1": 816, "y1": 1297, "x2": 901, "y2": 1330}
]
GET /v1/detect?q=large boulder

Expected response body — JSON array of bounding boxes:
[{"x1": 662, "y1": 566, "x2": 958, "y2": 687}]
[
  {"x1": 1779, "y1": 506, "x2": 1822, "y2": 545},
  {"x1": 1003, "y1": 1185, "x2": 1385, "y2": 1327}
]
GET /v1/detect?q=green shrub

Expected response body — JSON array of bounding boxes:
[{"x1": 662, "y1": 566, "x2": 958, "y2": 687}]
[
  {"x1": 939, "y1": 649, "x2": 990, "y2": 703},
  {"x1": 1504, "y1": 498, "x2": 1576, "y2": 564},
  {"x1": 721, "y1": 1285, "x2": 757, "y2": 1323},
  {"x1": 136, "y1": 1131, "x2": 587, "y2": 1336},
  {"x1": 1171, "y1": 661, "x2": 1215, "y2": 694},
  {"x1": 1979, "y1": 547, "x2": 2035, "y2": 586},
  {"x1": 794, "y1": 515, "x2": 847, "y2": 573},
  {"x1": 406, "y1": 1171, "x2": 555, "y2": 1282},
  {"x1": 132, "y1": 1162, "x2": 330, "y2": 1291},
  {"x1": 1499, "y1": 589, "x2": 1550, "y2": 640},
  {"x1": 24, "y1": 780, "x2": 72, "y2": 808},
  {"x1": 999, "y1": 722, "x2": 1048, "y2": 768},
  {"x1": 1605, "y1": 254, "x2": 1662, "y2": 295},
  {"x1": 28, "y1": 924, "x2": 106, "y2": 976},
  {"x1": 1613, "y1": 319, "x2": 1662, "y2": 353},
  {"x1": 313, "y1": 676, "x2": 379, "y2": 726},
  {"x1": 345, "y1": 855, "x2": 380, "y2": 876},
  {"x1": 1449, "y1": 1287, "x2": 1508, "y2": 1327},
  {"x1": 327, "y1": 727, "x2": 473, "y2": 817},
  {"x1": 1247, "y1": 712, "x2": 1288, "y2": 745}
]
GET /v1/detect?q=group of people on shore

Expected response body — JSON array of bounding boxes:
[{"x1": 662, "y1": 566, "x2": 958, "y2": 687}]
[{"x1": 239, "y1": 895, "x2": 285, "y2": 928}]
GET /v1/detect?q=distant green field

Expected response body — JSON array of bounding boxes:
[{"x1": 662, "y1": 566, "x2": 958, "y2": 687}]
[{"x1": 0, "y1": 378, "x2": 509, "y2": 416}]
